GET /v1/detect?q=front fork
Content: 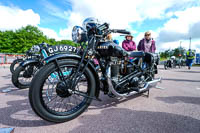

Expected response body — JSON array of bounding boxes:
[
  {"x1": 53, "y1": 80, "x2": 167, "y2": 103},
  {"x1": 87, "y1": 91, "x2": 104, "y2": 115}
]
[{"x1": 53, "y1": 54, "x2": 91, "y2": 91}]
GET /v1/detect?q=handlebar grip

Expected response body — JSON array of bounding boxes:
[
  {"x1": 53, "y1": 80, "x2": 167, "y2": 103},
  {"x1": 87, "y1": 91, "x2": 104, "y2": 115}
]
[{"x1": 115, "y1": 30, "x2": 130, "y2": 35}]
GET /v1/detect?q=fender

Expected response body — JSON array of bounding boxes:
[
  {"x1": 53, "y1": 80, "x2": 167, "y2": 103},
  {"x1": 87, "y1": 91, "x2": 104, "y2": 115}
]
[
  {"x1": 44, "y1": 53, "x2": 101, "y2": 99},
  {"x1": 20, "y1": 58, "x2": 40, "y2": 67}
]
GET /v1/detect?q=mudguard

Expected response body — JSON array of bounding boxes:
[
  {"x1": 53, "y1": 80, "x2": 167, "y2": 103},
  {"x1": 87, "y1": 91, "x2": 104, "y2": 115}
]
[
  {"x1": 44, "y1": 53, "x2": 101, "y2": 99},
  {"x1": 20, "y1": 58, "x2": 40, "y2": 67}
]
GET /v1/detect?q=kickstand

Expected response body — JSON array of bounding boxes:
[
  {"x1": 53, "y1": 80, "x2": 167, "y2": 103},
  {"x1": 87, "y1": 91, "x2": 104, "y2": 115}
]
[{"x1": 143, "y1": 90, "x2": 150, "y2": 98}]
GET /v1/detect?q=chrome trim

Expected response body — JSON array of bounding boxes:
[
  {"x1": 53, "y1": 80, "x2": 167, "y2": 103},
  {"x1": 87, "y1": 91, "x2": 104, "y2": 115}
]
[{"x1": 108, "y1": 77, "x2": 162, "y2": 97}]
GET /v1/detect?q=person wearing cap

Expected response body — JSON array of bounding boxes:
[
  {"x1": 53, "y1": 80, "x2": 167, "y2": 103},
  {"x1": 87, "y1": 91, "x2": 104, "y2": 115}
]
[
  {"x1": 137, "y1": 31, "x2": 156, "y2": 53},
  {"x1": 122, "y1": 35, "x2": 136, "y2": 51}
]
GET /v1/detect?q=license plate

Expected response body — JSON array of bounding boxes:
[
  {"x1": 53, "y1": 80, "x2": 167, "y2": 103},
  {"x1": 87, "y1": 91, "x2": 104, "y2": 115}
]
[{"x1": 47, "y1": 45, "x2": 77, "y2": 54}]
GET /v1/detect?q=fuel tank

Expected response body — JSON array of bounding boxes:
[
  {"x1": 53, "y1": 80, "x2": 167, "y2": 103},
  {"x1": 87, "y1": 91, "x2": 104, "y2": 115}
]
[{"x1": 97, "y1": 41, "x2": 128, "y2": 57}]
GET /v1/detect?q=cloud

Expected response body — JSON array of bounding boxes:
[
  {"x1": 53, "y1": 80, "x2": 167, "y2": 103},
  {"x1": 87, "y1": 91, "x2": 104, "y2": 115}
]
[
  {"x1": 39, "y1": 27, "x2": 62, "y2": 40},
  {"x1": 157, "y1": 7, "x2": 200, "y2": 43},
  {"x1": 0, "y1": 3, "x2": 64, "y2": 41},
  {"x1": 34, "y1": 0, "x2": 199, "y2": 42},
  {"x1": 59, "y1": 28, "x2": 72, "y2": 40},
  {"x1": 188, "y1": 22, "x2": 200, "y2": 39},
  {"x1": 0, "y1": 4, "x2": 40, "y2": 30},
  {"x1": 58, "y1": 0, "x2": 197, "y2": 41},
  {"x1": 41, "y1": 0, "x2": 68, "y2": 20},
  {"x1": 157, "y1": 39, "x2": 200, "y2": 52},
  {"x1": 1, "y1": 0, "x2": 200, "y2": 49}
]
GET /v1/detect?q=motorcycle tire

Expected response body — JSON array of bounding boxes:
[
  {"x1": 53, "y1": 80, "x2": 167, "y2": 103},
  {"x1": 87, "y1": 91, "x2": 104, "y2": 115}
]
[
  {"x1": 12, "y1": 64, "x2": 37, "y2": 89},
  {"x1": 29, "y1": 59, "x2": 96, "y2": 123},
  {"x1": 10, "y1": 59, "x2": 23, "y2": 74}
]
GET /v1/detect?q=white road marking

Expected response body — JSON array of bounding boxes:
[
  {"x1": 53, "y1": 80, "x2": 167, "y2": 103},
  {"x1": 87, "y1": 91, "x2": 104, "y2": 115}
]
[
  {"x1": 196, "y1": 88, "x2": 200, "y2": 90},
  {"x1": 155, "y1": 86, "x2": 166, "y2": 90}
]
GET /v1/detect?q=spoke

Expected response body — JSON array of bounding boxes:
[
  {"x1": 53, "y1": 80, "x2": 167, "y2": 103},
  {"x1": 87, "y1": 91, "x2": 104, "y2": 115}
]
[
  {"x1": 72, "y1": 95, "x2": 83, "y2": 102},
  {"x1": 45, "y1": 95, "x2": 58, "y2": 105},
  {"x1": 58, "y1": 98, "x2": 65, "y2": 112},
  {"x1": 41, "y1": 65, "x2": 89, "y2": 114},
  {"x1": 63, "y1": 98, "x2": 70, "y2": 111}
]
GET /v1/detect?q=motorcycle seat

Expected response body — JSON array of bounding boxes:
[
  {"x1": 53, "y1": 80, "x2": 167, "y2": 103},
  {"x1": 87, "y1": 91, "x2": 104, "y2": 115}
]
[{"x1": 129, "y1": 51, "x2": 145, "y2": 57}]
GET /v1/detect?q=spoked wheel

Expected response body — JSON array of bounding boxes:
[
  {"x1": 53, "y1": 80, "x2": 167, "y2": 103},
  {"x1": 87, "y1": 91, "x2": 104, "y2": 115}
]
[
  {"x1": 29, "y1": 59, "x2": 95, "y2": 123},
  {"x1": 12, "y1": 64, "x2": 38, "y2": 89},
  {"x1": 10, "y1": 59, "x2": 23, "y2": 73}
]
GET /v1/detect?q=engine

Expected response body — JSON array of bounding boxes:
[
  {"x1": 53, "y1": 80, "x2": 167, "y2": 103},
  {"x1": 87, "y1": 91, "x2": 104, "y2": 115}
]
[
  {"x1": 108, "y1": 56, "x2": 145, "y2": 91},
  {"x1": 96, "y1": 41, "x2": 155, "y2": 91}
]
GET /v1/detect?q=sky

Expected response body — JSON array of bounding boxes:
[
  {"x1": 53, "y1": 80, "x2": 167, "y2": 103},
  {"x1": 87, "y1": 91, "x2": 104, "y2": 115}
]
[{"x1": 0, "y1": 0, "x2": 200, "y2": 52}]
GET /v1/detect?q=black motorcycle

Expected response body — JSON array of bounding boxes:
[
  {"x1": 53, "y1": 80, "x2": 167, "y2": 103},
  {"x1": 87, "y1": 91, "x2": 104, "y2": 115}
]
[
  {"x1": 29, "y1": 22, "x2": 161, "y2": 123},
  {"x1": 164, "y1": 58, "x2": 185, "y2": 70},
  {"x1": 10, "y1": 50, "x2": 35, "y2": 74},
  {"x1": 11, "y1": 44, "x2": 46, "y2": 89},
  {"x1": 12, "y1": 43, "x2": 82, "y2": 89}
]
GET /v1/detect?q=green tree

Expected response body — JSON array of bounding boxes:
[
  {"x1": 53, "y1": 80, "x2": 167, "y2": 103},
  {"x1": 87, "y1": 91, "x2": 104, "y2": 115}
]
[
  {"x1": 160, "y1": 47, "x2": 186, "y2": 59},
  {"x1": 0, "y1": 25, "x2": 77, "y2": 53}
]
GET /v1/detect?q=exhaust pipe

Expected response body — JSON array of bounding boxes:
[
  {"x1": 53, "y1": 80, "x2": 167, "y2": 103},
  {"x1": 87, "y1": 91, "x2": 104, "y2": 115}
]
[{"x1": 108, "y1": 77, "x2": 162, "y2": 97}]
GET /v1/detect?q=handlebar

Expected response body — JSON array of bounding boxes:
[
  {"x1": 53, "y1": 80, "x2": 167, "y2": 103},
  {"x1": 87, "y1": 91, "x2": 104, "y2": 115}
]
[
  {"x1": 97, "y1": 23, "x2": 130, "y2": 35},
  {"x1": 111, "y1": 29, "x2": 130, "y2": 35}
]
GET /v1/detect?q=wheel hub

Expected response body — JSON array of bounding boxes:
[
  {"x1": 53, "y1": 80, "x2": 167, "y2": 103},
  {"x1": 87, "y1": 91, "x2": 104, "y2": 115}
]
[{"x1": 56, "y1": 81, "x2": 72, "y2": 98}]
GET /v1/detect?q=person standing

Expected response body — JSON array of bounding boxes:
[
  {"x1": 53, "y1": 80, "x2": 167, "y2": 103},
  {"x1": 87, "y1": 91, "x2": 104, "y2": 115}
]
[
  {"x1": 186, "y1": 49, "x2": 195, "y2": 69},
  {"x1": 137, "y1": 31, "x2": 156, "y2": 53},
  {"x1": 122, "y1": 35, "x2": 136, "y2": 62},
  {"x1": 122, "y1": 35, "x2": 136, "y2": 51}
]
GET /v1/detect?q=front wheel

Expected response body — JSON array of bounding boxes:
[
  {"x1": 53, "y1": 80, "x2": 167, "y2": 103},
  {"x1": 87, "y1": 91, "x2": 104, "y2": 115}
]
[
  {"x1": 29, "y1": 59, "x2": 96, "y2": 123},
  {"x1": 10, "y1": 59, "x2": 23, "y2": 73},
  {"x1": 12, "y1": 63, "x2": 38, "y2": 89}
]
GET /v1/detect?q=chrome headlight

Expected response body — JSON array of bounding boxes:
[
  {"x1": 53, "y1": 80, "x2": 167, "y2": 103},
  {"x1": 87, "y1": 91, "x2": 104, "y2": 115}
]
[
  {"x1": 72, "y1": 26, "x2": 87, "y2": 43},
  {"x1": 31, "y1": 45, "x2": 40, "y2": 53}
]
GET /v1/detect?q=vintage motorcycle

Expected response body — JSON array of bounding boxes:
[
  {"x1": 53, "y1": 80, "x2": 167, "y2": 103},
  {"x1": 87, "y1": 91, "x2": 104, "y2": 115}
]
[
  {"x1": 12, "y1": 43, "x2": 78, "y2": 89},
  {"x1": 164, "y1": 57, "x2": 185, "y2": 70},
  {"x1": 11, "y1": 43, "x2": 48, "y2": 89},
  {"x1": 10, "y1": 50, "x2": 36, "y2": 74},
  {"x1": 29, "y1": 18, "x2": 161, "y2": 123}
]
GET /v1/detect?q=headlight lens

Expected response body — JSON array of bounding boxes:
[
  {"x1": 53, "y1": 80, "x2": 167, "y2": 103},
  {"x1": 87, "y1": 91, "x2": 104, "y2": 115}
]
[
  {"x1": 72, "y1": 26, "x2": 87, "y2": 43},
  {"x1": 31, "y1": 45, "x2": 40, "y2": 53}
]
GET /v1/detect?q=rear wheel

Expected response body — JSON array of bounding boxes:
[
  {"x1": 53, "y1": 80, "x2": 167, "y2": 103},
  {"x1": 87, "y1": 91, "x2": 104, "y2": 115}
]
[{"x1": 29, "y1": 59, "x2": 96, "y2": 123}]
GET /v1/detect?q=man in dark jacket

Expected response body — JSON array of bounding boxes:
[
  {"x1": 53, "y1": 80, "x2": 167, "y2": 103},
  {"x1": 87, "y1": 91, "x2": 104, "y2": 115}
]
[{"x1": 137, "y1": 31, "x2": 156, "y2": 53}]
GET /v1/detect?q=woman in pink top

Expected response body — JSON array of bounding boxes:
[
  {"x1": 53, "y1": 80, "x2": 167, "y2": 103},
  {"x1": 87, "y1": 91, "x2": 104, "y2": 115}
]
[
  {"x1": 122, "y1": 35, "x2": 136, "y2": 62},
  {"x1": 122, "y1": 35, "x2": 136, "y2": 51}
]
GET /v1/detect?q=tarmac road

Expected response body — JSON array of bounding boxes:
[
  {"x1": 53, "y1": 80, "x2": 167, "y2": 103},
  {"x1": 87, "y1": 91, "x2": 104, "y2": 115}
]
[{"x1": 0, "y1": 65, "x2": 200, "y2": 133}]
